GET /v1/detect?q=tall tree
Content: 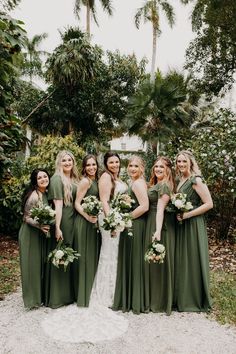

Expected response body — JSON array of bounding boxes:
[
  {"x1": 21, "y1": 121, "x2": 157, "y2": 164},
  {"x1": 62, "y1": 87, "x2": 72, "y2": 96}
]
[
  {"x1": 182, "y1": 0, "x2": 236, "y2": 97},
  {"x1": 21, "y1": 33, "x2": 48, "y2": 157},
  {"x1": 74, "y1": 0, "x2": 113, "y2": 36},
  {"x1": 134, "y1": 0, "x2": 175, "y2": 81}
]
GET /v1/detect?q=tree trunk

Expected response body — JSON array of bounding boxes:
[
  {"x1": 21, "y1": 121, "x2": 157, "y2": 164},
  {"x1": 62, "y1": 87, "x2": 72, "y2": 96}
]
[
  {"x1": 86, "y1": 5, "x2": 91, "y2": 36},
  {"x1": 25, "y1": 125, "x2": 32, "y2": 159},
  {"x1": 150, "y1": 26, "x2": 157, "y2": 82}
]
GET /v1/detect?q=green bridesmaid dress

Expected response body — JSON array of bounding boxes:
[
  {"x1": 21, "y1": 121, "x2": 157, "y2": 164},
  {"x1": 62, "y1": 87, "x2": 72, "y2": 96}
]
[
  {"x1": 73, "y1": 180, "x2": 101, "y2": 307},
  {"x1": 113, "y1": 187, "x2": 146, "y2": 314},
  {"x1": 144, "y1": 183, "x2": 175, "y2": 315},
  {"x1": 174, "y1": 176, "x2": 211, "y2": 312},
  {"x1": 19, "y1": 192, "x2": 48, "y2": 308},
  {"x1": 45, "y1": 174, "x2": 77, "y2": 308}
]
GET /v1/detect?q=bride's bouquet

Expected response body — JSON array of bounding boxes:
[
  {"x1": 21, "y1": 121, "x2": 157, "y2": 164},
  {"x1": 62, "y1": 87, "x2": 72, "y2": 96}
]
[
  {"x1": 144, "y1": 240, "x2": 166, "y2": 264},
  {"x1": 110, "y1": 192, "x2": 135, "y2": 213},
  {"x1": 48, "y1": 240, "x2": 80, "y2": 272},
  {"x1": 101, "y1": 208, "x2": 133, "y2": 236},
  {"x1": 30, "y1": 202, "x2": 56, "y2": 237},
  {"x1": 81, "y1": 195, "x2": 102, "y2": 216},
  {"x1": 171, "y1": 193, "x2": 193, "y2": 223}
]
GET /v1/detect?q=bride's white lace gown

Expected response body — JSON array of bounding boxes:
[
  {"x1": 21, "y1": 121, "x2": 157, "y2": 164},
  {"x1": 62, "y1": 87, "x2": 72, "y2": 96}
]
[{"x1": 41, "y1": 180, "x2": 128, "y2": 343}]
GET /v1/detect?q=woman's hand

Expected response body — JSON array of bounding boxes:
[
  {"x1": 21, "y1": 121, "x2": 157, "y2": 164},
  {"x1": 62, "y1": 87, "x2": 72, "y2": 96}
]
[
  {"x1": 86, "y1": 215, "x2": 98, "y2": 224},
  {"x1": 152, "y1": 231, "x2": 161, "y2": 242},
  {"x1": 40, "y1": 225, "x2": 50, "y2": 234},
  {"x1": 55, "y1": 227, "x2": 63, "y2": 241},
  {"x1": 177, "y1": 212, "x2": 189, "y2": 221}
]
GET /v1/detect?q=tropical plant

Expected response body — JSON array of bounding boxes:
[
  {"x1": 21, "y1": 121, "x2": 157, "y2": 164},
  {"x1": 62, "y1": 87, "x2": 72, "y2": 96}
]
[
  {"x1": 134, "y1": 0, "x2": 175, "y2": 81},
  {"x1": 74, "y1": 0, "x2": 113, "y2": 35},
  {"x1": 124, "y1": 70, "x2": 197, "y2": 152},
  {"x1": 0, "y1": 0, "x2": 20, "y2": 11}
]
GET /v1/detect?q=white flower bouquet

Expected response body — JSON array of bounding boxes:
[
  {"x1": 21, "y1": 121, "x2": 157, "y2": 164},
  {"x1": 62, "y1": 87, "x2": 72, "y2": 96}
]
[
  {"x1": 101, "y1": 208, "x2": 133, "y2": 237},
  {"x1": 30, "y1": 202, "x2": 56, "y2": 237},
  {"x1": 144, "y1": 240, "x2": 166, "y2": 264},
  {"x1": 81, "y1": 195, "x2": 102, "y2": 216},
  {"x1": 110, "y1": 192, "x2": 135, "y2": 213},
  {"x1": 171, "y1": 193, "x2": 193, "y2": 223},
  {"x1": 48, "y1": 240, "x2": 80, "y2": 272}
]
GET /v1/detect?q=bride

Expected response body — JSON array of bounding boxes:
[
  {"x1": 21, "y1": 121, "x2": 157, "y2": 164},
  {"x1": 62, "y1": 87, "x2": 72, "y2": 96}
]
[{"x1": 41, "y1": 151, "x2": 128, "y2": 343}]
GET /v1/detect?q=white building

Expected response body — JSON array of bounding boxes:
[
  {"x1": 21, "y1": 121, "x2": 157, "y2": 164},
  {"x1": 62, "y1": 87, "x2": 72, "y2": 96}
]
[{"x1": 109, "y1": 134, "x2": 147, "y2": 152}]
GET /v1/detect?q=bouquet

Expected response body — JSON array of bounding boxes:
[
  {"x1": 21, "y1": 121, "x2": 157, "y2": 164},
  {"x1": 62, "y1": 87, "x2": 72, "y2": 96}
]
[
  {"x1": 101, "y1": 208, "x2": 133, "y2": 236},
  {"x1": 48, "y1": 240, "x2": 80, "y2": 272},
  {"x1": 81, "y1": 195, "x2": 102, "y2": 216},
  {"x1": 110, "y1": 192, "x2": 135, "y2": 213},
  {"x1": 30, "y1": 202, "x2": 56, "y2": 237},
  {"x1": 171, "y1": 193, "x2": 193, "y2": 223},
  {"x1": 144, "y1": 240, "x2": 166, "y2": 264}
]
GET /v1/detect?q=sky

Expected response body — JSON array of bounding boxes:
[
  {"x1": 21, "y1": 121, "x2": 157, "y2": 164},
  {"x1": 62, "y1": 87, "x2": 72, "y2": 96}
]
[{"x1": 12, "y1": 0, "x2": 195, "y2": 76}]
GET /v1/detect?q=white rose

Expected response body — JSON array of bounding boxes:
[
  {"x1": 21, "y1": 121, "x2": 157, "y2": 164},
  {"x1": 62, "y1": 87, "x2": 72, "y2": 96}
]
[
  {"x1": 174, "y1": 200, "x2": 184, "y2": 209},
  {"x1": 126, "y1": 220, "x2": 132, "y2": 228},
  {"x1": 55, "y1": 250, "x2": 64, "y2": 259},
  {"x1": 185, "y1": 202, "x2": 193, "y2": 210},
  {"x1": 155, "y1": 244, "x2": 165, "y2": 253}
]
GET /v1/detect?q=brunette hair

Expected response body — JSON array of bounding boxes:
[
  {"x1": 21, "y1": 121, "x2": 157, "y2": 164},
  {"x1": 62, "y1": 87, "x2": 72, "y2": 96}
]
[
  {"x1": 102, "y1": 151, "x2": 121, "y2": 198},
  {"x1": 149, "y1": 156, "x2": 175, "y2": 192},
  {"x1": 81, "y1": 154, "x2": 99, "y2": 180},
  {"x1": 22, "y1": 169, "x2": 50, "y2": 212}
]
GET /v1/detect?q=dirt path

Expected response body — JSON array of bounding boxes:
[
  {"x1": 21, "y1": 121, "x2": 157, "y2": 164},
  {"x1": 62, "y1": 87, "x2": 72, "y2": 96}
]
[{"x1": 0, "y1": 289, "x2": 235, "y2": 354}]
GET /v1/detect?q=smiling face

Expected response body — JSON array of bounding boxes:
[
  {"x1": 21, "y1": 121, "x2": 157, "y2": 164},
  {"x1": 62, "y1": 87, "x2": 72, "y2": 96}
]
[
  {"x1": 106, "y1": 156, "x2": 120, "y2": 177},
  {"x1": 85, "y1": 157, "x2": 97, "y2": 179},
  {"x1": 37, "y1": 171, "x2": 49, "y2": 192},
  {"x1": 153, "y1": 159, "x2": 166, "y2": 182},
  {"x1": 176, "y1": 154, "x2": 191, "y2": 177},
  {"x1": 128, "y1": 157, "x2": 143, "y2": 180},
  {"x1": 61, "y1": 154, "x2": 74, "y2": 175}
]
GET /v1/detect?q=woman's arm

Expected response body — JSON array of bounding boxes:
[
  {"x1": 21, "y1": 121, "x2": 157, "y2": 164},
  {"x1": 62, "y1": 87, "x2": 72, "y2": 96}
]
[
  {"x1": 74, "y1": 178, "x2": 97, "y2": 224},
  {"x1": 54, "y1": 199, "x2": 64, "y2": 240},
  {"x1": 153, "y1": 194, "x2": 170, "y2": 241},
  {"x1": 131, "y1": 179, "x2": 149, "y2": 219},
  {"x1": 24, "y1": 191, "x2": 50, "y2": 234},
  {"x1": 98, "y1": 173, "x2": 112, "y2": 217},
  {"x1": 178, "y1": 177, "x2": 213, "y2": 221}
]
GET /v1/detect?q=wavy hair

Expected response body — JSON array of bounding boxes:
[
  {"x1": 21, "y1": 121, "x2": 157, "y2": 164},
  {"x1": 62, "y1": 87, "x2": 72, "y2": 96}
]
[
  {"x1": 81, "y1": 154, "x2": 99, "y2": 181},
  {"x1": 55, "y1": 150, "x2": 79, "y2": 206},
  {"x1": 102, "y1": 151, "x2": 121, "y2": 198},
  {"x1": 149, "y1": 156, "x2": 175, "y2": 192},
  {"x1": 127, "y1": 155, "x2": 146, "y2": 179},
  {"x1": 175, "y1": 150, "x2": 201, "y2": 177}
]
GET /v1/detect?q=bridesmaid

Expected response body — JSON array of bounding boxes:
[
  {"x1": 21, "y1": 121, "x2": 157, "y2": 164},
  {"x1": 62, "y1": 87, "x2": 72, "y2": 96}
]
[
  {"x1": 45, "y1": 150, "x2": 79, "y2": 308},
  {"x1": 174, "y1": 150, "x2": 213, "y2": 312},
  {"x1": 73, "y1": 154, "x2": 101, "y2": 307},
  {"x1": 113, "y1": 155, "x2": 149, "y2": 314},
  {"x1": 19, "y1": 169, "x2": 50, "y2": 308},
  {"x1": 144, "y1": 156, "x2": 175, "y2": 315}
]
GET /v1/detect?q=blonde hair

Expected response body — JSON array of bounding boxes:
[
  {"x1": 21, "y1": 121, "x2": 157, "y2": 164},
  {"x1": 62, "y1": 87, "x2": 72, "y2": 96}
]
[
  {"x1": 175, "y1": 150, "x2": 201, "y2": 177},
  {"x1": 128, "y1": 155, "x2": 145, "y2": 179},
  {"x1": 55, "y1": 150, "x2": 79, "y2": 206},
  {"x1": 149, "y1": 156, "x2": 175, "y2": 192}
]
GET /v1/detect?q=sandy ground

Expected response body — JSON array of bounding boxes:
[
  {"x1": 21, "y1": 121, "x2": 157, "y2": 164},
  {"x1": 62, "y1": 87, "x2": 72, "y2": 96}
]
[{"x1": 0, "y1": 289, "x2": 235, "y2": 354}]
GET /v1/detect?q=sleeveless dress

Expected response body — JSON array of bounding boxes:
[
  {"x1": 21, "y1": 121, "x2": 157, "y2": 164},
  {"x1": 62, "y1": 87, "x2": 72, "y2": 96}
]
[
  {"x1": 73, "y1": 179, "x2": 101, "y2": 307},
  {"x1": 19, "y1": 192, "x2": 48, "y2": 308},
  {"x1": 113, "y1": 187, "x2": 146, "y2": 314},
  {"x1": 144, "y1": 182, "x2": 175, "y2": 315},
  {"x1": 41, "y1": 180, "x2": 128, "y2": 343},
  {"x1": 45, "y1": 174, "x2": 77, "y2": 308},
  {"x1": 174, "y1": 176, "x2": 212, "y2": 312}
]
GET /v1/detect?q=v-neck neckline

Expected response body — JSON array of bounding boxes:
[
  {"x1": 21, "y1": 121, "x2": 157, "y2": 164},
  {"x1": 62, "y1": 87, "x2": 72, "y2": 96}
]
[{"x1": 177, "y1": 177, "x2": 190, "y2": 192}]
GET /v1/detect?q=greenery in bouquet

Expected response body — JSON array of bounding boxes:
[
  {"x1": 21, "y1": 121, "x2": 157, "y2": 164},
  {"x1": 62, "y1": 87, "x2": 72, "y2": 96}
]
[
  {"x1": 110, "y1": 192, "x2": 135, "y2": 213},
  {"x1": 144, "y1": 240, "x2": 166, "y2": 264},
  {"x1": 101, "y1": 208, "x2": 133, "y2": 236},
  {"x1": 29, "y1": 202, "x2": 56, "y2": 237},
  {"x1": 81, "y1": 195, "x2": 102, "y2": 216},
  {"x1": 48, "y1": 240, "x2": 80, "y2": 272}
]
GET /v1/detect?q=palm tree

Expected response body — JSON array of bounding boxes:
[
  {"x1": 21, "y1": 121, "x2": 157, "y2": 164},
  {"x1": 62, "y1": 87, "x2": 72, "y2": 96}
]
[
  {"x1": 135, "y1": 0, "x2": 175, "y2": 82},
  {"x1": 22, "y1": 33, "x2": 48, "y2": 158},
  {"x1": 74, "y1": 0, "x2": 113, "y2": 36},
  {"x1": 124, "y1": 71, "x2": 197, "y2": 153}
]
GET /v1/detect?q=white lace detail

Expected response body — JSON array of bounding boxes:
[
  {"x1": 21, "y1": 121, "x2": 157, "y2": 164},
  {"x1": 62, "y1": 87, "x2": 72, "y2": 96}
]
[{"x1": 41, "y1": 180, "x2": 128, "y2": 343}]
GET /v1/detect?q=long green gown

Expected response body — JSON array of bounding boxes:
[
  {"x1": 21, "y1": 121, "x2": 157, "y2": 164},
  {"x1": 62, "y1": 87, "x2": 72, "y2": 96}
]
[
  {"x1": 144, "y1": 183, "x2": 175, "y2": 315},
  {"x1": 19, "y1": 191, "x2": 48, "y2": 308},
  {"x1": 174, "y1": 175, "x2": 211, "y2": 312},
  {"x1": 113, "y1": 187, "x2": 146, "y2": 314},
  {"x1": 73, "y1": 180, "x2": 101, "y2": 307},
  {"x1": 45, "y1": 174, "x2": 77, "y2": 308}
]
